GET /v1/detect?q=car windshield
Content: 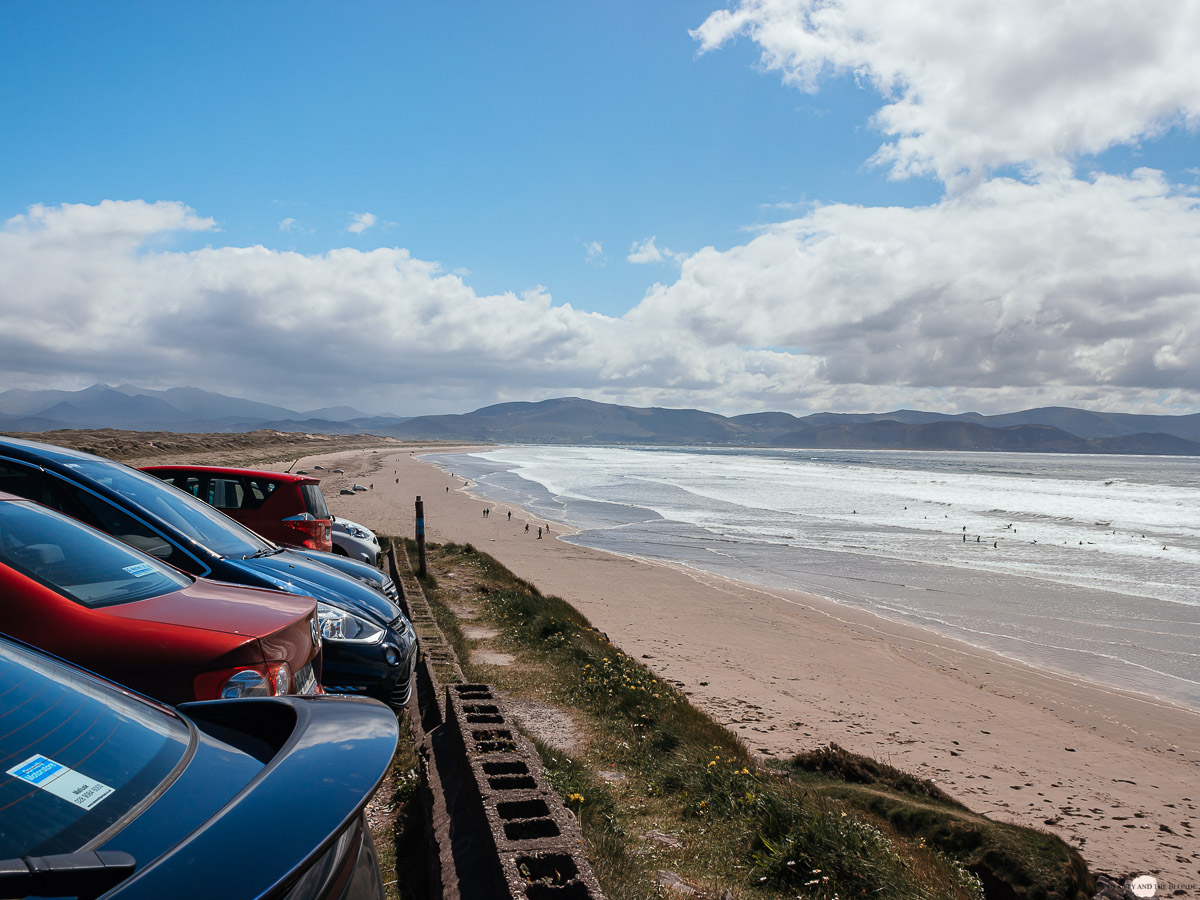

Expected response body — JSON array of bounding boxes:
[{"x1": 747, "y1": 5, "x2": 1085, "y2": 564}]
[
  {"x1": 0, "y1": 638, "x2": 191, "y2": 858},
  {"x1": 60, "y1": 461, "x2": 273, "y2": 559},
  {"x1": 0, "y1": 501, "x2": 191, "y2": 607}
]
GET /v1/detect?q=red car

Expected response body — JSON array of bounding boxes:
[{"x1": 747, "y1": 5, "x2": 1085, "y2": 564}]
[
  {"x1": 140, "y1": 465, "x2": 334, "y2": 553},
  {"x1": 0, "y1": 491, "x2": 323, "y2": 705}
]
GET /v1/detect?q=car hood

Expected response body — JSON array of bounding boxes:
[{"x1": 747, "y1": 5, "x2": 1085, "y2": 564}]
[
  {"x1": 287, "y1": 547, "x2": 387, "y2": 587},
  {"x1": 332, "y1": 517, "x2": 374, "y2": 535},
  {"x1": 102, "y1": 580, "x2": 316, "y2": 639},
  {"x1": 230, "y1": 553, "x2": 401, "y2": 624}
]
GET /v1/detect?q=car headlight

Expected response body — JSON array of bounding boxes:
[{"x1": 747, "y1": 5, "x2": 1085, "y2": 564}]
[
  {"x1": 346, "y1": 526, "x2": 370, "y2": 538},
  {"x1": 316, "y1": 601, "x2": 386, "y2": 643}
]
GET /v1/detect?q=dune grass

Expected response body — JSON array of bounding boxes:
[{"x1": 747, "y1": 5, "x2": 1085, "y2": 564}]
[{"x1": 407, "y1": 539, "x2": 1093, "y2": 900}]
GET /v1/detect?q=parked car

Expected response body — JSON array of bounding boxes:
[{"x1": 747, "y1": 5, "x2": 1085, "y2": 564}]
[
  {"x1": 140, "y1": 464, "x2": 388, "y2": 576},
  {"x1": 331, "y1": 516, "x2": 382, "y2": 565},
  {"x1": 139, "y1": 465, "x2": 333, "y2": 553},
  {"x1": 0, "y1": 437, "x2": 416, "y2": 709},
  {"x1": 0, "y1": 633, "x2": 397, "y2": 899},
  {"x1": 0, "y1": 491, "x2": 322, "y2": 705}
]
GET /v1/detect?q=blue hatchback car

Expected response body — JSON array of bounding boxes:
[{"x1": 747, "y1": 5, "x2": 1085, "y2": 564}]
[
  {"x1": 0, "y1": 634, "x2": 398, "y2": 900},
  {"x1": 0, "y1": 437, "x2": 416, "y2": 709}
]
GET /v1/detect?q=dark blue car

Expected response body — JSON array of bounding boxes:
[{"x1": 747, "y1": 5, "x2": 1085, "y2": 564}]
[
  {"x1": 0, "y1": 633, "x2": 397, "y2": 899},
  {"x1": 0, "y1": 437, "x2": 416, "y2": 709}
]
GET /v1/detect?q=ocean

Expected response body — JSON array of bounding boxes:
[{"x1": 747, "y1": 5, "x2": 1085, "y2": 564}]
[{"x1": 424, "y1": 446, "x2": 1200, "y2": 710}]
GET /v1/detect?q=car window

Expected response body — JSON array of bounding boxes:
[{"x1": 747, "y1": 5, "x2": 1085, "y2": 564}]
[
  {"x1": 242, "y1": 477, "x2": 273, "y2": 509},
  {"x1": 300, "y1": 484, "x2": 330, "y2": 519},
  {"x1": 0, "y1": 461, "x2": 61, "y2": 508},
  {"x1": 160, "y1": 474, "x2": 203, "y2": 498},
  {"x1": 69, "y1": 489, "x2": 193, "y2": 567},
  {"x1": 209, "y1": 477, "x2": 245, "y2": 510},
  {"x1": 57, "y1": 461, "x2": 273, "y2": 559},
  {"x1": 0, "y1": 501, "x2": 192, "y2": 607},
  {"x1": 0, "y1": 638, "x2": 191, "y2": 858},
  {"x1": 0, "y1": 461, "x2": 193, "y2": 568}
]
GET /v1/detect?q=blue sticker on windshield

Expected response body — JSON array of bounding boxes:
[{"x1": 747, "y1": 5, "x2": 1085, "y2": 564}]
[
  {"x1": 122, "y1": 562, "x2": 156, "y2": 578},
  {"x1": 7, "y1": 755, "x2": 114, "y2": 809}
]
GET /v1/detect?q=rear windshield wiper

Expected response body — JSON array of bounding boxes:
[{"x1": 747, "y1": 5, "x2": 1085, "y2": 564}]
[{"x1": 0, "y1": 850, "x2": 135, "y2": 900}]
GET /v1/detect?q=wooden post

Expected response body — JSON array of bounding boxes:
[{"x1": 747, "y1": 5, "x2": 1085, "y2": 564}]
[{"x1": 415, "y1": 495, "x2": 427, "y2": 578}]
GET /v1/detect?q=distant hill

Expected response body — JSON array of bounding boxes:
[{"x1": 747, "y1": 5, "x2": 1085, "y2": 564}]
[
  {"x1": 3, "y1": 386, "x2": 1199, "y2": 454},
  {"x1": 385, "y1": 397, "x2": 1200, "y2": 454},
  {"x1": 0, "y1": 384, "x2": 384, "y2": 434}
]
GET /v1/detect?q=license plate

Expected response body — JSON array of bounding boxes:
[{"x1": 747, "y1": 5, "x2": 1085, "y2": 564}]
[{"x1": 294, "y1": 663, "x2": 319, "y2": 695}]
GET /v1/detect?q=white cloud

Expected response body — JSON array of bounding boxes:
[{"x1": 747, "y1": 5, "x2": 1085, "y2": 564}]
[
  {"x1": 627, "y1": 236, "x2": 682, "y2": 265},
  {"x1": 279, "y1": 217, "x2": 297, "y2": 232},
  {"x1": 630, "y1": 169, "x2": 1200, "y2": 401},
  {"x1": 694, "y1": 0, "x2": 1200, "y2": 188},
  {"x1": 2, "y1": 192, "x2": 1199, "y2": 416},
  {"x1": 347, "y1": 212, "x2": 377, "y2": 234},
  {"x1": 583, "y1": 240, "x2": 605, "y2": 265}
]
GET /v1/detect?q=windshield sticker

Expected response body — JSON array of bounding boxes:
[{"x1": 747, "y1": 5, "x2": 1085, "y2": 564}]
[
  {"x1": 122, "y1": 562, "x2": 156, "y2": 578},
  {"x1": 6, "y1": 755, "x2": 114, "y2": 809}
]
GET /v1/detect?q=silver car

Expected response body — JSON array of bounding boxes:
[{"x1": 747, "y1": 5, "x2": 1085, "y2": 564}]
[{"x1": 332, "y1": 516, "x2": 381, "y2": 566}]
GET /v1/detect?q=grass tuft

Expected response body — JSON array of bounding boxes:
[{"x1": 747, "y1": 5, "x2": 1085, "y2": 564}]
[{"x1": 792, "y1": 743, "x2": 956, "y2": 803}]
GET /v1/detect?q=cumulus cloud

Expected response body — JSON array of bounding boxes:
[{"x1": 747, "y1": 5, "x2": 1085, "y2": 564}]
[
  {"x1": 693, "y1": 0, "x2": 1200, "y2": 187},
  {"x1": 2, "y1": 193, "x2": 1199, "y2": 416},
  {"x1": 583, "y1": 240, "x2": 605, "y2": 265},
  {"x1": 347, "y1": 212, "x2": 377, "y2": 234},
  {"x1": 627, "y1": 236, "x2": 682, "y2": 265},
  {"x1": 279, "y1": 217, "x2": 297, "y2": 232},
  {"x1": 630, "y1": 170, "x2": 1200, "y2": 401}
]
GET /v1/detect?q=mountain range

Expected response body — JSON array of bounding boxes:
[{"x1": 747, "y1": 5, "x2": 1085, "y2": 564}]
[
  {"x1": 0, "y1": 384, "x2": 404, "y2": 434},
  {"x1": 3, "y1": 385, "x2": 1200, "y2": 454}
]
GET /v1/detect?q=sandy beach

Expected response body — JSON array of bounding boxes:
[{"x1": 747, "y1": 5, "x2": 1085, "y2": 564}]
[{"x1": 290, "y1": 444, "x2": 1197, "y2": 890}]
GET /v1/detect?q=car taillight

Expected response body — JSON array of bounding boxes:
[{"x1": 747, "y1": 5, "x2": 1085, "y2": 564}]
[
  {"x1": 194, "y1": 662, "x2": 293, "y2": 700},
  {"x1": 281, "y1": 513, "x2": 329, "y2": 549}
]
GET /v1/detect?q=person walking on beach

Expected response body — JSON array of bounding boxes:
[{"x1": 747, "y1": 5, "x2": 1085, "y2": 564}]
[
  {"x1": 524, "y1": 523, "x2": 529, "y2": 534},
  {"x1": 537, "y1": 527, "x2": 543, "y2": 539},
  {"x1": 507, "y1": 510, "x2": 511, "y2": 521}
]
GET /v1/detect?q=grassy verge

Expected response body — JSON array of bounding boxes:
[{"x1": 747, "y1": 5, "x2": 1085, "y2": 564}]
[
  {"x1": 369, "y1": 710, "x2": 426, "y2": 900},
  {"x1": 404, "y1": 539, "x2": 1093, "y2": 900}
]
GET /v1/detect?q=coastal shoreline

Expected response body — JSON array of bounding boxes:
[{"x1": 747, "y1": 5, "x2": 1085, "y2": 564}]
[{"x1": 295, "y1": 444, "x2": 1198, "y2": 889}]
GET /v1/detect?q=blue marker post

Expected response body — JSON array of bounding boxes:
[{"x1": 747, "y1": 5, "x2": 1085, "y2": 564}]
[{"x1": 415, "y1": 496, "x2": 427, "y2": 578}]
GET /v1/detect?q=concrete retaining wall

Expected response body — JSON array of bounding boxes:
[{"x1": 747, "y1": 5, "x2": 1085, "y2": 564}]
[{"x1": 387, "y1": 546, "x2": 604, "y2": 900}]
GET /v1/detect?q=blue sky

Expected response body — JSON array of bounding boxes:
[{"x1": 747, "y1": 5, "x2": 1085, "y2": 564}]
[
  {"x1": 2, "y1": 1, "x2": 1199, "y2": 416},
  {"x1": 3, "y1": 1, "x2": 937, "y2": 315}
]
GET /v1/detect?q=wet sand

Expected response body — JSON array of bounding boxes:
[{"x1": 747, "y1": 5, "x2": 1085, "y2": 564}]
[{"x1": 289, "y1": 444, "x2": 1199, "y2": 889}]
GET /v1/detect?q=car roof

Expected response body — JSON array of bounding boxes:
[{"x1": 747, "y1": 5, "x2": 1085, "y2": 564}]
[
  {"x1": 0, "y1": 434, "x2": 109, "y2": 463},
  {"x1": 139, "y1": 465, "x2": 318, "y2": 484}
]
